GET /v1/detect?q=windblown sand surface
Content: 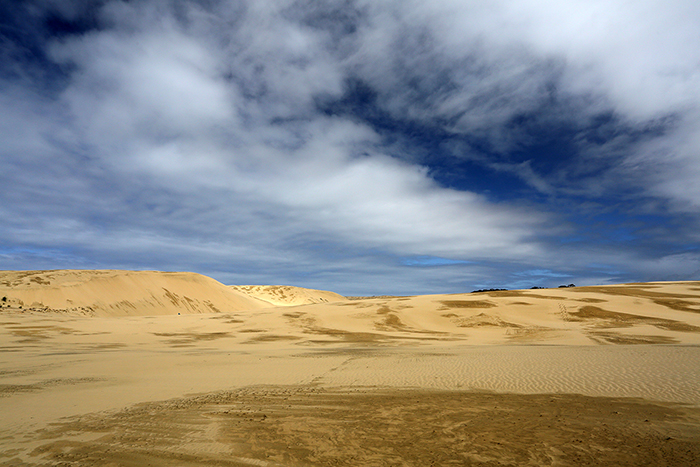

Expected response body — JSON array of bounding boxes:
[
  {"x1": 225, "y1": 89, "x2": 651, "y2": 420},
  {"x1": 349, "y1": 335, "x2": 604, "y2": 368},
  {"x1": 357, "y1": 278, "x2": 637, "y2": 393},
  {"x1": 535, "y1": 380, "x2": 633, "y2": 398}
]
[
  {"x1": 229, "y1": 285, "x2": 347, "y2": 307},
  {"x1": 2, "y1": 271, "x2": 700, "y2": 466},
  {"x1": 0, "y1": 270, "x2": 271, "y2": 316}
]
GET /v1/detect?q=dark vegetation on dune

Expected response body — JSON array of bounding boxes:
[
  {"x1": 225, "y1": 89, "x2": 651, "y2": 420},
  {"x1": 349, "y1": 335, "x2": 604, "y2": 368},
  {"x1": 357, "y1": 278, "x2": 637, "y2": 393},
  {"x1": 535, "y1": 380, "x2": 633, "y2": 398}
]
[{"x1": 472, "y1": 284, "x2": 575, "y2": 293}]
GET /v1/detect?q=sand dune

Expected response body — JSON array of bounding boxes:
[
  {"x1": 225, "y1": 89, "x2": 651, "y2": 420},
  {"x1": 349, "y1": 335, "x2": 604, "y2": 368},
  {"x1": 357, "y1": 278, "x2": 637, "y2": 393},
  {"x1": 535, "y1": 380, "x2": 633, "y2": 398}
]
[
  {"x1": 0, "y1": 270, "x2": 270, "y2": 316},
  {"x1": 2, "y1": 273, "x2": 700, "y2": 466},
  {"x1": 229, "y1": 285, "x2": 347, "y2": 307},
  {"x1": 240, "y1": 282, "x2": 700, "y2": 346}
]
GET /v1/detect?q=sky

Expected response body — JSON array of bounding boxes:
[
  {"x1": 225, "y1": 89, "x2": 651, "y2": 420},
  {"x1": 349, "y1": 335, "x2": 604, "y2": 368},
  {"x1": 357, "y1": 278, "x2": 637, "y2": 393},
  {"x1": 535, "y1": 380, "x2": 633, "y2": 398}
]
[{"x1": 1, "y1": 0, "x2": 700, "y2": 295}]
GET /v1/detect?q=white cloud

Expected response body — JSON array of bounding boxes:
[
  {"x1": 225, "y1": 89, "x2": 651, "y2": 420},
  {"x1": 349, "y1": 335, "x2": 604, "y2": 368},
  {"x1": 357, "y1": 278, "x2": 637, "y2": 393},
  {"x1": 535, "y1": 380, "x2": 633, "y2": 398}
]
[
  {"x1": 29, "y1": 0, "x2": 549, "y2": 264},
  {"x1": 50, "y1": 22, "x2": 236, "y2": 145},
  {"x1": 393, "y1": 0, "x2": 700, "y2": 121},
  {"x1": 345, "y1": 0, "x2": 700, "y2": 209}
]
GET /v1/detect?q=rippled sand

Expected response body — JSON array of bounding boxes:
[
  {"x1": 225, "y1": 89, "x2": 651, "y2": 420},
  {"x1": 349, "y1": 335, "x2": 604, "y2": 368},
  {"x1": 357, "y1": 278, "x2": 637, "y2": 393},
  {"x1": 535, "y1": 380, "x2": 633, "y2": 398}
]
[
  {"x1": 29, "y1": 388, "x2": 700, "y2": 467},
  {"x1": 2, "y1": 278, "x2": 700, "y2": 465}
]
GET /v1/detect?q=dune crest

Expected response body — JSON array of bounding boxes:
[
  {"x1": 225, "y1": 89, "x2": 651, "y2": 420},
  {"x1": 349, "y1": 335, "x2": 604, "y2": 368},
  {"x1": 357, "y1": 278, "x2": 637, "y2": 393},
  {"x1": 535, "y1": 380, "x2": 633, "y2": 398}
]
[
  {"x1": 229, "y1": 284, "x2": 347, "y2": 306},
  {"x1": 0, "y1": 270, "x2": 269, "y2": 316}
]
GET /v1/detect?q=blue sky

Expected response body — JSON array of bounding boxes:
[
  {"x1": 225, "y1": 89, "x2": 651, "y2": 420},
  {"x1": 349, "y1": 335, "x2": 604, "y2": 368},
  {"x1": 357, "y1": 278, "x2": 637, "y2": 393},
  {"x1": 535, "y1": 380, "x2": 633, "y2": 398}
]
[{"x1": 2, "y1": 0, "x2": 700, "y2": 295}]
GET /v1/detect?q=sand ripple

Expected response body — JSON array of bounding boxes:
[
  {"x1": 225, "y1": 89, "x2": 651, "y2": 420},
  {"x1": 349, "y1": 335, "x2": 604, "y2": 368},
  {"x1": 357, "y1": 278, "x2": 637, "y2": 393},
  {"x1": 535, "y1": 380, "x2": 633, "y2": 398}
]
[{"x1": 313, "y1": 345, "x2": 700, "y2": 404}]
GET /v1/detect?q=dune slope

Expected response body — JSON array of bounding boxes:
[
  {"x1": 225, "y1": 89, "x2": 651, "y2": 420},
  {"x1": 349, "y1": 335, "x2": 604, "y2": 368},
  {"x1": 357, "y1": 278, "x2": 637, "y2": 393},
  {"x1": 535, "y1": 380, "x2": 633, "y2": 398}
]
[
  {"x1": 229, "y1": 284, "x2": 347, "y2": 306},
  {"x1": 0, "y1": 270, "x2": 270, "y2": 316},
  {"x1": 238, "y1": 281, "x2": 700, "y2": 346}
]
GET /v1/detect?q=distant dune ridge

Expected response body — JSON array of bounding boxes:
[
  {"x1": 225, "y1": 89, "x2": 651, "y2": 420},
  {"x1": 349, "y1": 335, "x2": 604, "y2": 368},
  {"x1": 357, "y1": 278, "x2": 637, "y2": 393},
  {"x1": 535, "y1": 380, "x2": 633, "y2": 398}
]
[
  {"x1": 0, "y1": 270, "x2": 273, "y2": 316},
  {"x1": 2, "y1": 269, "x2": 700, "y2": 345},
  {"x1": 229, "y1": 284, "x2": 347, "y2": 307},
  {"x1": 0, "y1": 270, "x2": 348, "y2": 317}
]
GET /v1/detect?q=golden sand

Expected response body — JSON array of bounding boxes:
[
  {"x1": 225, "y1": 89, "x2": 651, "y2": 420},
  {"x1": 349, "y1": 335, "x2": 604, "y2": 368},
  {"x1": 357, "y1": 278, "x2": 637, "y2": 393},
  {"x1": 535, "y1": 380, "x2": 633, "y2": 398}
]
[{"x1": 1, "y1": 271, "x2": 700, "y2": 466}]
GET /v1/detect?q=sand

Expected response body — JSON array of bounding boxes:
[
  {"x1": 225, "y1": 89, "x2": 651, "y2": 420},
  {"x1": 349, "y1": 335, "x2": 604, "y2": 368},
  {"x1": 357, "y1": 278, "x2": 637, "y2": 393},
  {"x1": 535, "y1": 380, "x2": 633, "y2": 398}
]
[
  {"x1": 228, "y1": 285, "x2": 346, "y2": 307},
  {"x1": 0, "y1": 270, "x2": 271, "y2": 316},
  {"x1": 1, "y1": 271, "x2": 700, "y2": 466}
]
